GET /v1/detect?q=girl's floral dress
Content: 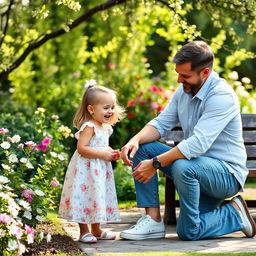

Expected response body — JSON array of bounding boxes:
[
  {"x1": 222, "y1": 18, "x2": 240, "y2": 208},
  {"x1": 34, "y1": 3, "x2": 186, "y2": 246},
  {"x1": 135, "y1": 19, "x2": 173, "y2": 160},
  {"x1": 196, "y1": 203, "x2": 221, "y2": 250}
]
[{"x1": 58, "y1": 121, "x2": 120, "y2": 224}]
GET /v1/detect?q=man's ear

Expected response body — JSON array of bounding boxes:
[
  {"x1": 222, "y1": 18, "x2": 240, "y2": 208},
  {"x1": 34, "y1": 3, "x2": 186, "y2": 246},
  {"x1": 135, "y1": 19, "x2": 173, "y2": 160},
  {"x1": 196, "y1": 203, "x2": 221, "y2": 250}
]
[
  {"x1": 87, "y1": 105, "x2": 94, "y2": 115},
  {"x1": 202, "y1": 67, "x2": 210, "y2": 78}
]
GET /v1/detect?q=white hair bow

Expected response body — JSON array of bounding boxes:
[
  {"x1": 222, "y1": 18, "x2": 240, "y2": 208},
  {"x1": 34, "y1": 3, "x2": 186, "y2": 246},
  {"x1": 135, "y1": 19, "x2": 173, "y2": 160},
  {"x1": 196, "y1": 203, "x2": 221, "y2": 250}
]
[{"x1": 84, "y1": 79, "x2": 97, "y2": 87}]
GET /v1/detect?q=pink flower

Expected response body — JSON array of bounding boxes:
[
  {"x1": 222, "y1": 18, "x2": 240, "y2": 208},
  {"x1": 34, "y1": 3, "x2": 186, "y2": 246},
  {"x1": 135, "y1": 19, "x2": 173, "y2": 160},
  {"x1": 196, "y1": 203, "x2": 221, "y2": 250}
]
[
  {"x1": 83, "y1": 208, "x2": 90, "y2": 215},
  {"x1": 127, "y1": 100, "x2": 135, "y2": 107},
  {"x1": 65, "y1": 199, "x2": 70, "y2": 208},
  {"x1": 151, "y1": 102, "x2": 158, "y2": 109},
  {"x1": 17, "y1": 143, "x2": 24, "y2": 148},
  {"x1": 50, "y1": 180, "x2": 59, "y2": 187},
  {"x1": 94, "y1": 169, "x2": 99, "y2": 176},
  {"x1": 25, "y1": 141, "x2": 36, "y2": 147},
  {"x1": 42, "y1": 137, "x2": 51, "y2": 146},
  {"x1": 0, "y1": 213, "x2": 11, "y2": 224},
  {"x1": 51, "y1": 115, "x2": 59, "y2": 119},
  {"x1": 106, "y1": 207, "x2": 114, "y2": 214},
  {"x1": 36, "y1": 144, "x2": 47, "y2": 152},
  {"x1": 0, "y1": 128, "x2": 9, "y2": 133},
  {"x1": 106, "y1": 171, "x2": 111, "y2": 179},
  {"x1": 93, "y1": 201, "x2": 97, "y2": 208},
  {"x1": 7, "y1": 137, "x2": 13, "y2": 142},
  {"x1": 80, "y1": 184, "x2": 87, "y2": 192},
  {"x1": 86, "y1": 162, "x2": 90, "y2": 167},
  {"x1": 148, "y1": 85, "x2": 159, "y2": 93},
  {"x1": 24, "y1": 225, "x2": 35, "y2": 235},
  {"x1": 107, "y1": 63, "x2": 116, "y2": 69},
  {"x1": 21, "y1": 189, "x2": 35, "y2": 202}
]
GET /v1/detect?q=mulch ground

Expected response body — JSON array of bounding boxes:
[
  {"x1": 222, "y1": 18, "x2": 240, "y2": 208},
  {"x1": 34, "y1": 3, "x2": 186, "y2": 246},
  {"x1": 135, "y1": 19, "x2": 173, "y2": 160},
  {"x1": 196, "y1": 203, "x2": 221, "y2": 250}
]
[{"x1": 24, "y1": 221, "x2": 84, "y2": 256}]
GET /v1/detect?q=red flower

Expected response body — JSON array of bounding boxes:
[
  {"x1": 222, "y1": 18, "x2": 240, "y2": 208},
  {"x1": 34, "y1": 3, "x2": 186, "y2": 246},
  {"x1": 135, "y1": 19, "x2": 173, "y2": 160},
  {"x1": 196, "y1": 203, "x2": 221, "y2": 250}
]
[
  {"x1": 65, "y1": 199, "x2": 70, "y2": 208},
  {"x1": 128, "y1": 112, "x2": 135, "y2": 118},
  {"x1": 106, "y1": 207, "x2": 114, "y2": 214},
  {"x1": 157, "y1": 106, "x2": 164, "y2": 112},
  {"x1": 127, "y1": 100, "x2": 135, "y2": 107}
]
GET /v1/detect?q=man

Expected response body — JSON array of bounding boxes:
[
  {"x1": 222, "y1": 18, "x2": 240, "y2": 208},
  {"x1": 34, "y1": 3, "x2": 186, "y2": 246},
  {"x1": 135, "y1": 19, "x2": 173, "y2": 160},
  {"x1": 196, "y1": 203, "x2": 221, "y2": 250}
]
[{"x1": 120, "y1": 41, "x2": 256, "y2": 241}]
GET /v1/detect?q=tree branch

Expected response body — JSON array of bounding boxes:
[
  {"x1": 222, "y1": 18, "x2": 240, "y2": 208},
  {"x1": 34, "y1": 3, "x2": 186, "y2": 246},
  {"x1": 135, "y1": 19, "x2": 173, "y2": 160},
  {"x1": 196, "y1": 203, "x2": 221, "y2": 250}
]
[
  {"x1": 0, "y1": 0, "x2": 14, "y2": 47},
  {"x1": 0, "y1": 0, "x2": 129, "y2": 82}
]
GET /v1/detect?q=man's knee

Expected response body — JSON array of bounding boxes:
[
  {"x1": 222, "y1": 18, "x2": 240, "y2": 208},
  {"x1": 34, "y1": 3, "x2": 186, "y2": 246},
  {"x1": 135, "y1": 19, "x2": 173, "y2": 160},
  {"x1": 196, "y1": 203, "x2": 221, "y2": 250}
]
[
  {"x1": 171, "y1": 159, "x2": 196, "y2": 181},
  {"x1": 177, "y1": 228, "x2": 197, "y2": 241}
]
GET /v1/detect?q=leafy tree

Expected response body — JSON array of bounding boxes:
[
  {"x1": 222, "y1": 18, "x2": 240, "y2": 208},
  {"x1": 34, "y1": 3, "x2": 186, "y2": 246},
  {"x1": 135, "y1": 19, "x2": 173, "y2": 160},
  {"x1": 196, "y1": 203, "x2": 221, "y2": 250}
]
[{"x1": 0, "y1": 0, "x2": 255, "y2": 86}]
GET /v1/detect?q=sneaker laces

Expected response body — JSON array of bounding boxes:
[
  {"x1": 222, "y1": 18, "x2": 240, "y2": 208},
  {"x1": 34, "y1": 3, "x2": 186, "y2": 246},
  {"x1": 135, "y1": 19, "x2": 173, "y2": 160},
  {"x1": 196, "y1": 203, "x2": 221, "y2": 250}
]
[{"x1": 128, "y1": 214, "x2": 151, "y2": 230}]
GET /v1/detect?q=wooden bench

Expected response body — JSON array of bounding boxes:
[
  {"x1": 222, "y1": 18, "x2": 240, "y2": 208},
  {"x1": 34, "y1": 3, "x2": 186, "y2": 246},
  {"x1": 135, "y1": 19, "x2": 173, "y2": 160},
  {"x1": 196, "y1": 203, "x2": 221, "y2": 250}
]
[{"x1": 163, "y1": 113, "x2": 256, "y2": 225}]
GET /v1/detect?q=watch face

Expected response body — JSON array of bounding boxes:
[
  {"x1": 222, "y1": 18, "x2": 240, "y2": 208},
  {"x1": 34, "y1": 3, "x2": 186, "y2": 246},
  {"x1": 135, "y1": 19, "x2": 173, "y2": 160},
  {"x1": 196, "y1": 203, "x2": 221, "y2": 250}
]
[{"x1": 153, "y1": 158, "x2": 161, "y2": 169}]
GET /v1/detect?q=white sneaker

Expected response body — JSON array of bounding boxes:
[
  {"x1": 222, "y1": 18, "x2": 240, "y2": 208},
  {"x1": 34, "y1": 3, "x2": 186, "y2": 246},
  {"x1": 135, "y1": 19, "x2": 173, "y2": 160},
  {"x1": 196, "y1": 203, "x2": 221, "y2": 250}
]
[{"x1": 120, "y1": 214, "x2": 166, "y2": 240}]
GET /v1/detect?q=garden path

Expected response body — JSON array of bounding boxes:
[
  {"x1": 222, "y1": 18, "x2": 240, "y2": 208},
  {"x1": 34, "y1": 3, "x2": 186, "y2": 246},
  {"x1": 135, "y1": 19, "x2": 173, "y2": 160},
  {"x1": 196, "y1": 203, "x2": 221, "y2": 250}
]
[{"x1": 61, "y1": 200, "x2": 256, "y2": 255}]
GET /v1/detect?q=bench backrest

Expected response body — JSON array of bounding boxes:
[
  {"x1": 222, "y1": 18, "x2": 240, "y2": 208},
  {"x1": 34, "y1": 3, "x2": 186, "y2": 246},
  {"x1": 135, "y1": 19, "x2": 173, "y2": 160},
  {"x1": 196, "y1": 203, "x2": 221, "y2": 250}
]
[{"x1": 164, "y1": 114, "x2": 256, "y2": 177}]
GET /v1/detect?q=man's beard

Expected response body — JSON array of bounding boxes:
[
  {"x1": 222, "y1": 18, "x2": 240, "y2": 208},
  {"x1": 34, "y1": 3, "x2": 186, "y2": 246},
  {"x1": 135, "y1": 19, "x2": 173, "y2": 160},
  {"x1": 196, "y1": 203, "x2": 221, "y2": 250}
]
[{"x1": 182, "y1": 78, "x2": 203, "y2": 94}]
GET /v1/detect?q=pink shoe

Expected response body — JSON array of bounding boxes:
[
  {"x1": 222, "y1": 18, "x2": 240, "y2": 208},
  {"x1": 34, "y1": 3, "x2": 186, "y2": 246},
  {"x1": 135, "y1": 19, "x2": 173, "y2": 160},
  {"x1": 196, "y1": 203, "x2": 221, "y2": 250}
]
[{"x1": 79, "y1": 233, "x2": 97, "y2": 243}]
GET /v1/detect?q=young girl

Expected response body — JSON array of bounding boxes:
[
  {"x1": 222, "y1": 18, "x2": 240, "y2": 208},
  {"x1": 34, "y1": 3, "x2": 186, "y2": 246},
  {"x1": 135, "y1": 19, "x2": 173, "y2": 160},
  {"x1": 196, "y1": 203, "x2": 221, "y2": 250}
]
[{"x1": 58, "y1": 80, "x2": 125, "y2": 243}]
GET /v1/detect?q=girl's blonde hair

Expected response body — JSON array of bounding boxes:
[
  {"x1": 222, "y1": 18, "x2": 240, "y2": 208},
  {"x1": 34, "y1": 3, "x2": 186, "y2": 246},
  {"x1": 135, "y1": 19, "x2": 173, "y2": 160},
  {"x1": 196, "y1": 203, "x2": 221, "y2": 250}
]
[{"x1": 73, "y1": 84, "x2": 125, "y2": 129}]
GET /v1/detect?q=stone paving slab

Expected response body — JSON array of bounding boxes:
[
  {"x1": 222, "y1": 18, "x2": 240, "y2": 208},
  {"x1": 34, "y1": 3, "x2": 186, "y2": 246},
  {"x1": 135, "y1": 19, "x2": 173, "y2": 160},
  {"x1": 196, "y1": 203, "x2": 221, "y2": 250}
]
[{"x1": 60, "y1": 206, "x2": 256, "y2": 255}]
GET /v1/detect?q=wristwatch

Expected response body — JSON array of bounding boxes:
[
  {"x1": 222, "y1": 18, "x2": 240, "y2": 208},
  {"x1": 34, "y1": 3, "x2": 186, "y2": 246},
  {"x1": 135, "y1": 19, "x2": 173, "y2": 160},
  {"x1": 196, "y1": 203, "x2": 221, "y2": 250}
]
[{"x1": 152, "y1": 156, "x2": 162, "y2": 169}]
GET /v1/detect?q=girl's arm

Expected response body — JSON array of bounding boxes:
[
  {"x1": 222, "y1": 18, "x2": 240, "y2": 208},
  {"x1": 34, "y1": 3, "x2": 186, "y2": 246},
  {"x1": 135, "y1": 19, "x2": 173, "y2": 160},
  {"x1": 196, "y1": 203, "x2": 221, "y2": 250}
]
[{"x1": 77, "y1": 126, "x2": 118, "y2": 161}]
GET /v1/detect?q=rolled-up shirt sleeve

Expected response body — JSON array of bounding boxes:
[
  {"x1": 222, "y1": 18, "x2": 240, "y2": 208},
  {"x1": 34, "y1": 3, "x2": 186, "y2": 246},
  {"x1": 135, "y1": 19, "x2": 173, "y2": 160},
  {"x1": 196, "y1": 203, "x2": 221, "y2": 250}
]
[
  {"x1": 147, "y1": 89, "x2": 180, "y2": 138},
  {"x1": 177, "y1": 87, "x2": 239, "y2": 159}
]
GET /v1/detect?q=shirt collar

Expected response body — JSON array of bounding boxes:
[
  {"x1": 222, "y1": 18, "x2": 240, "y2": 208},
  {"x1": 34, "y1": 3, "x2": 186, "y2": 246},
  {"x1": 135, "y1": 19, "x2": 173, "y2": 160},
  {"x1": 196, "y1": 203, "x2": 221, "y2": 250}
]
[{"x1": 193, "y1": 71, "x2": 218, "y2": 101}]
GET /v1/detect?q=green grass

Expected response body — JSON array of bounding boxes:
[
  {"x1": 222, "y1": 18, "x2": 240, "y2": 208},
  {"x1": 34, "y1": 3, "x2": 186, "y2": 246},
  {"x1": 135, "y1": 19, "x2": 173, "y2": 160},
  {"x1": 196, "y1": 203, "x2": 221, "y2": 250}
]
[{"x1": 97, "y1": 253, "x2": 256, "y2": 256}]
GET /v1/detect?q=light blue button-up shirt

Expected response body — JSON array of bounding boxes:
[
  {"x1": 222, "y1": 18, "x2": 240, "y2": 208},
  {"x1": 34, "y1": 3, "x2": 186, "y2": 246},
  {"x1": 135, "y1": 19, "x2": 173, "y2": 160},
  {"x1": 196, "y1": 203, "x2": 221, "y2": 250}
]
[{"x1": 147, "y1": 71, "x2": 248, "y2": 187}]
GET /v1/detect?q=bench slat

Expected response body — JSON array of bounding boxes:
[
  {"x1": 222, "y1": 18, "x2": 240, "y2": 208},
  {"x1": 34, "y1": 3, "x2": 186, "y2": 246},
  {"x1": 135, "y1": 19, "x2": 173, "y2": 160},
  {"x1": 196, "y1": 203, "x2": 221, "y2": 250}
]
[
  {"x1": 242, "y1": 114, "x2": 256, "y2": 129},
  {"x1": 246, "y1": 146, "x2": 256, "y2": 160}
]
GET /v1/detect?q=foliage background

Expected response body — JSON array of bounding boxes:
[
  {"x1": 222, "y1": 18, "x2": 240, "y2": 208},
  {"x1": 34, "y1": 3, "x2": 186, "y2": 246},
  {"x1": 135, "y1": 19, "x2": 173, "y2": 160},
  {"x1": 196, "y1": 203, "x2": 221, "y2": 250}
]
[{"x1": 0, "y1": 1, "x2": 255, "y2": 252}]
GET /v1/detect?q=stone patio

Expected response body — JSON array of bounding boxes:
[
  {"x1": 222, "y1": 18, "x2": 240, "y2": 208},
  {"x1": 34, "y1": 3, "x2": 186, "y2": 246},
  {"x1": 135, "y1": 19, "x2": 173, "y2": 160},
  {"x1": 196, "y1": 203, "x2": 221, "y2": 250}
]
[{"x1": 60, "y1": 206, "x2": 256, "y2": 255}]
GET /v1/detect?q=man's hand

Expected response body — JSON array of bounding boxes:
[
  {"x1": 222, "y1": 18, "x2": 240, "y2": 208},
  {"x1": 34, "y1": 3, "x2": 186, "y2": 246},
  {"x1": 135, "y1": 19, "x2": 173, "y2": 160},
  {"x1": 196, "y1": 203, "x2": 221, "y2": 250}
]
[
  {"x1": 132, "y1": 159, "x2": 157, "y2": 184},
  {"x1": 121, "y1": 140, "x2": 139, "y2": 166}
]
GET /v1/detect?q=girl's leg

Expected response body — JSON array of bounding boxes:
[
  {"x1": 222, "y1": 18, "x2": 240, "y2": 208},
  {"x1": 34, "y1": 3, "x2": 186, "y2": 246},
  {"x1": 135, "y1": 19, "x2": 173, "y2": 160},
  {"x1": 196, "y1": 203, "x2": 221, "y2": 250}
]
[
  {"x1": 91, "y1": 223, "x2": 116, "y2": 240},
  {"x1": 79, "y1": 223, "x2": 90, "y2": 236}
]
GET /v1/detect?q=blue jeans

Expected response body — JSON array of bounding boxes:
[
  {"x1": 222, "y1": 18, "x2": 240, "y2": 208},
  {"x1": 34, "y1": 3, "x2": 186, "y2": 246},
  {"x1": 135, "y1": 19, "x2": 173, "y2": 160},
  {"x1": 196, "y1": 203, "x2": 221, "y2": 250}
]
[{"x1": 132, "y1": 142, "x2": 244, "y2": 240}]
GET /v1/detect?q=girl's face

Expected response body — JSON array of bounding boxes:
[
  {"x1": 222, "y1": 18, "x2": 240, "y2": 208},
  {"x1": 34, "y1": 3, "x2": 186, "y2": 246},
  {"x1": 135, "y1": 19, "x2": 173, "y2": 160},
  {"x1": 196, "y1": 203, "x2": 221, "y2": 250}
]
[{"x1": 88, "y1": 92, "x2": 116, "y2": 125}]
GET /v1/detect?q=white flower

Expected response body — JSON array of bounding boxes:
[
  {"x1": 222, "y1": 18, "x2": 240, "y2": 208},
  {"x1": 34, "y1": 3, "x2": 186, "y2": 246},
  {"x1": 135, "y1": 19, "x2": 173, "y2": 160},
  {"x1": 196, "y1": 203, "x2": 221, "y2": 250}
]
[
  {"x1": 228, "y1": 71, "x2": 238, "y2": 80},
  {"x1": 0, "y1": 175, "x2": 9, "y2": 183},
  {"x1": 37, "y1": 107, "x2": 45, "y2": 113},
  {"x1": 241, "y1": 77, "x2": 251, "y2": 84},
  {"x1": 50, "y1": 152, "x2": 57, "y2": 157},
  {"x1": 8, "y1": 154, "x2": 18, "y2": 163},
  {"x1": 18, "y1": 199, "x2": 31, "y2": 210},
  {"x1": 36, "y1": 215, "x2": 45, "y2": 222},
  {"x1": 20, "y1": 158, "x2": 27, "y2": 163},
  {"x1": 8, "y1": 239, "x2": 19, "y2": 251},
  {"x1": 21, "y1": 0, "x2": 29, "y2": 5},
  {"x1": 58, "y1": 154, "x2": 65, "y2": 161},
  {"x1": 46, "y1": 233, "x2": 52, "y2": 243},
  {"x1": 26, "y1": 160, "x2": 34, "y2": 169},
  {"x1": 39, "y1": 231, "x2": 44, "y2": 241},
  {"x1": 84, "y1": 79, "x2": 97, "y2": 87},
  {"x1": 0, "y1": 228, "x2": 6, "y2": 237},
  {"x1": 27, "y1": 233, "x2": 34, "y2": 244},
  {"x1": 12, "y1": 135, "x2": 21, "y2": 143},
  {"x1": 34, "y1": 190, "x2": 45, "y2": 196},
  {"x1": 18, "y1": 243, "x2": 26, "y2": 255},
  {"x1": 46, "y1": 159, "x2": 52, "y2": 164},
  {"x1": 1, "y1": 164, "x2": 10, "y2": 170},
  {"x1": 0, "y1": 141, "x2": 10, "y2": 149},
  {"x1": 37, "y1": 208, "x2": 43, "y2": 214},
  {"x1": 23, "y1": 211, "x2": 32, "y2": 220}
]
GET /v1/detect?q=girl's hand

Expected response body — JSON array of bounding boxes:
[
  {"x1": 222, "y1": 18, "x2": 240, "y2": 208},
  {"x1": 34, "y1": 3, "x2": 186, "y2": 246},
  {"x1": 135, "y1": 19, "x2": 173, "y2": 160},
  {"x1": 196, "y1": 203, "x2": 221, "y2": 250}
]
[{"x1": 102, "y1": 149, "x2": 120, "y2": 161}]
